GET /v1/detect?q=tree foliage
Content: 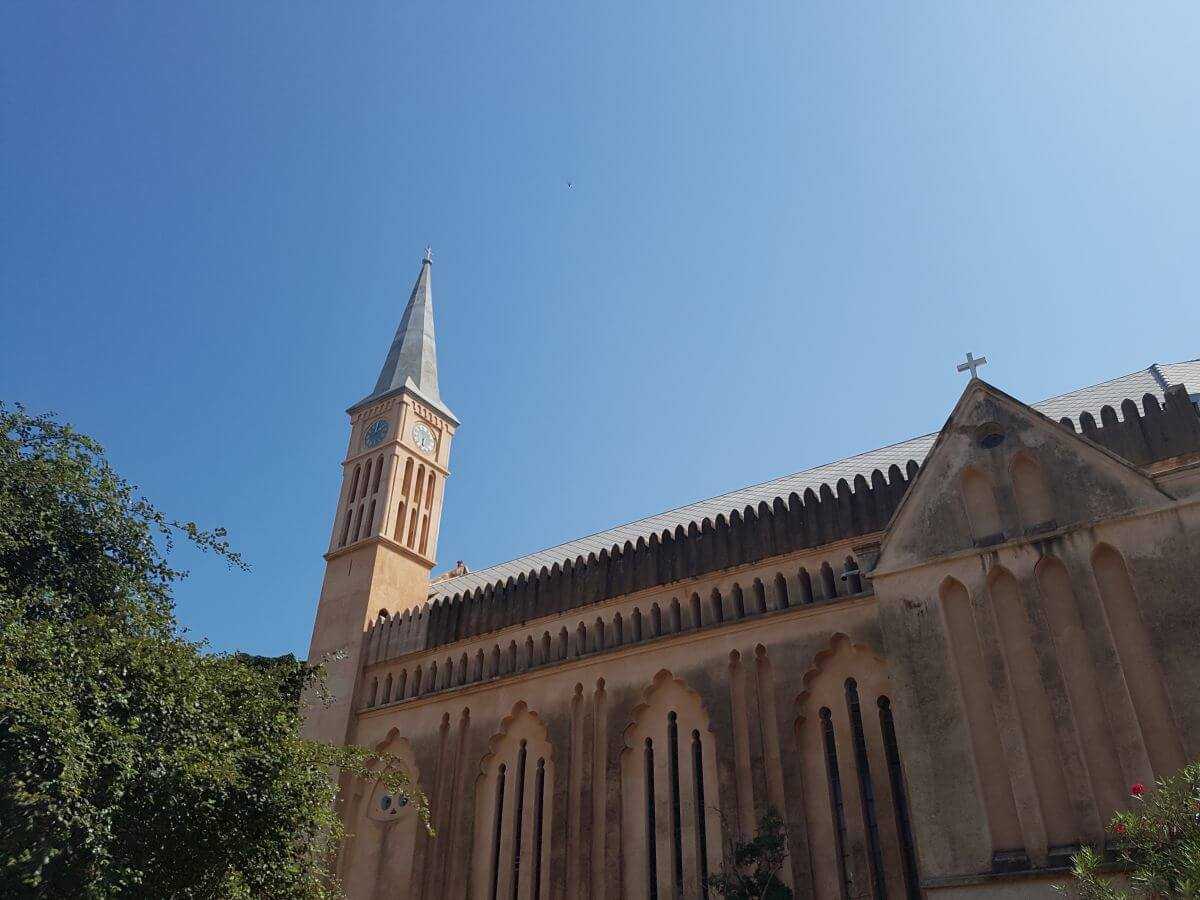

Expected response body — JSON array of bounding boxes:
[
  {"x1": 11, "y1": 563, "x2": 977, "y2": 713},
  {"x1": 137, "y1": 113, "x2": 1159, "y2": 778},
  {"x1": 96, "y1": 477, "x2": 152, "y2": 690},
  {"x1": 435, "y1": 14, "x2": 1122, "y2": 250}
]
[
  {"x1": 1063, "y1": 763, "x2": 1200, "y2": 899},
  {"x1": 0, "y1": 404, "x2": 425, "y2": 898},
  {"x1": 707, "y1": 807, "x2": 793, "y2": 899}
]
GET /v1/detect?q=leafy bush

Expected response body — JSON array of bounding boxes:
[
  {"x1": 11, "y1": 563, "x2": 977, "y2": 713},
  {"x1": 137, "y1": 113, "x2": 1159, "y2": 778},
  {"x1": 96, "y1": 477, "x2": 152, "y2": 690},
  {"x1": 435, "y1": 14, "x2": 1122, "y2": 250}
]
[{"x1": 1064, "y1": 763, "x2": 1200, "y2": 899}]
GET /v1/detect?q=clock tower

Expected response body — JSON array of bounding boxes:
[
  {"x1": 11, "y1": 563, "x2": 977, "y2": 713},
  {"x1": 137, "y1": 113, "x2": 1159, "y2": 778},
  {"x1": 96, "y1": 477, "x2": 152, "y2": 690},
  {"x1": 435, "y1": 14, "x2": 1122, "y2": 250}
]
[{"x1": 303, "y1": 248, "x2": 458, "y2": 746}]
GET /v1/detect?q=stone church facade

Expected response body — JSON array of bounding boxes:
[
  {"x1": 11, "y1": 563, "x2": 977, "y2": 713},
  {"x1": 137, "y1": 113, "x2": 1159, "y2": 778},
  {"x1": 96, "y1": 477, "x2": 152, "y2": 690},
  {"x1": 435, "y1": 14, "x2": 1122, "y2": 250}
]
[{"x1": 304, "y1": 254, "x2": 1200, "y2": 898}]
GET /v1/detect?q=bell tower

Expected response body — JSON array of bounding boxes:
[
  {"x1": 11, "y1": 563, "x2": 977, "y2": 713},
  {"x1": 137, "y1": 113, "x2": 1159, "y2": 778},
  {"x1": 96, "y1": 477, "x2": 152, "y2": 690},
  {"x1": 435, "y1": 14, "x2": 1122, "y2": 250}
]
[{"x1": 304, "y1": 248, "x2": 458, "y2": 746}]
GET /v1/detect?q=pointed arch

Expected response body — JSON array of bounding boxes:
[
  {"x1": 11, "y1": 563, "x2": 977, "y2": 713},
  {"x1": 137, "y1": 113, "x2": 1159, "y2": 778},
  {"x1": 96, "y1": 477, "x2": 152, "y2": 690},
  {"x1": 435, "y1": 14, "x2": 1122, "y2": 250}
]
[
  {"x1": 1010, "y1": 451, "x2": 1054, "y2": 529},
  {"x1": 793, "y1": 634, "x2": 919, "y2": 899},
  {"x1": 473, "y1": 702, "x2": 555, "y2": 900},
  {"x1": 937, "y1": 576, "x2": 1022, "y2": 852},
  {"x1": 620, "y1": 670, "x2": 722, "y2": 897},
  {"x1": 1091, "y1": 544, "x2": 1185, "y2": 778},
  {"x1": 960, "y1": 466, "x2": 1002, "y2": 542}
]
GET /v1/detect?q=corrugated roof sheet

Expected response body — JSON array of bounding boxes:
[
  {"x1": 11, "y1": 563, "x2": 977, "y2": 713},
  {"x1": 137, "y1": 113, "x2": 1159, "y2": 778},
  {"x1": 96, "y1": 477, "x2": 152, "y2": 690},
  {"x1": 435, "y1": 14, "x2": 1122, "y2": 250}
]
[{"x1": 430, "y1": 359, "x2": 1200, "y2": 601}]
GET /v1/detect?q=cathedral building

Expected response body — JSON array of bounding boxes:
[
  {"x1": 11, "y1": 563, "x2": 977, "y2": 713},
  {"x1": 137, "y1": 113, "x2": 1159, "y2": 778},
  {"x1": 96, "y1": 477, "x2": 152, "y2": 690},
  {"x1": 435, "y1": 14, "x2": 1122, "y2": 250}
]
[{"x1": 303, "y1": 253, "x2": 1200, "y2": 899}]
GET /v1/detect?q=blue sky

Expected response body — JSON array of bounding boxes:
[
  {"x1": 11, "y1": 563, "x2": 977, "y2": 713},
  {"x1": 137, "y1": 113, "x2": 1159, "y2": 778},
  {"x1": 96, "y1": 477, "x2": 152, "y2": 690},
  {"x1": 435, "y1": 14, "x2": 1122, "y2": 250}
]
[{"x1": 3, "y1": 3, "x2": 1198, "y2": 657}]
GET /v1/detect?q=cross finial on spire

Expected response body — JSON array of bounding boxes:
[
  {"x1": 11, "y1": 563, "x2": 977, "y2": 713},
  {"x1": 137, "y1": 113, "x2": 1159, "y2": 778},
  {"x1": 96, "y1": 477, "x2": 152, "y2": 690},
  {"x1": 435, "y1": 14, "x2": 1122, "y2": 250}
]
[
  {"x1": 956, "y1": 351, "x2": 988, "y2": 380},
  {"x1": 423, "y1": 245, "x2": 433, "y2": 264}
]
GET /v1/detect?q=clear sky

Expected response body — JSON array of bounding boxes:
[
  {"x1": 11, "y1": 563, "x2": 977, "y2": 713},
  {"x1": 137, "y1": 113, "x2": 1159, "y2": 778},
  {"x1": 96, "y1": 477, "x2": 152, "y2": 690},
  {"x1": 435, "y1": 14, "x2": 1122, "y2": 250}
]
[{"x1": 3, "y1": 3, "x2": 1199, "y2": 657}]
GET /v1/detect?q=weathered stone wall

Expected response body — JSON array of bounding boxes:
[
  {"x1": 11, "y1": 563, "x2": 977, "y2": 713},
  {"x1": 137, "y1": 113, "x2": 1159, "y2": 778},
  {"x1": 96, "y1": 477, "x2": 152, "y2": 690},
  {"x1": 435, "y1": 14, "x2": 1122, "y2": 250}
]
[{"x1": 332, "y1": 384, "x2": 1200, "y2": 899}]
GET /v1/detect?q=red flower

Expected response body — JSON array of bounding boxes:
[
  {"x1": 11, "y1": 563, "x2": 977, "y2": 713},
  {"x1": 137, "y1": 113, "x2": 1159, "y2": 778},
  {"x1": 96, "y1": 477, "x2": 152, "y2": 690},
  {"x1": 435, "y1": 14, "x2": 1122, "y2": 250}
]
[
  {"x1": 1131, "y1": 782, "x2": 1146, "y2": 796},
  {"x1": 1115, "y1": 822, "x2": 1127, "y2": 835}
]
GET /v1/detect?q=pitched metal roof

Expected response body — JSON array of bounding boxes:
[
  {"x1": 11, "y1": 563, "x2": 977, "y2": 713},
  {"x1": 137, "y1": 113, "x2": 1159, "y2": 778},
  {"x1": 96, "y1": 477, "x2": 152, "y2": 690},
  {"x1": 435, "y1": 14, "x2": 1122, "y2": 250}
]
[
  {"x1": 353, "y1": 253, "x2": 458, "y2": 423},
  {"x1": 429, "y1": 359, "x2": 1200, "y2": 601}
]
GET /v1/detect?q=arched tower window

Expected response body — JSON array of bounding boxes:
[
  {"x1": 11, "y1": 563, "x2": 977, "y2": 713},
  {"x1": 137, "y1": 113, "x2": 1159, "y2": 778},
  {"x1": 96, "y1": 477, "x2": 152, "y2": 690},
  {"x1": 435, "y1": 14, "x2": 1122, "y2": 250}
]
[
  {"x1": 360, "y1": 459, "x2": 372, "y2": 500},
  {"x1": 371, "y1": 454, "x2": 385, "y2": 493}
]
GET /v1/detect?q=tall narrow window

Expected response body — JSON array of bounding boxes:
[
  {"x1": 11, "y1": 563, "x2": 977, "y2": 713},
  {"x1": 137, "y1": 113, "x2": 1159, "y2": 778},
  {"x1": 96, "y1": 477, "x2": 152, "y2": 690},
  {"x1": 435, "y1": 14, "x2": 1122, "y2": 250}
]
[
  {"x1": 692, "y1": 729, "x2": 709, "y2": 897},
  {"x1": 668, "y1": 713, "x2": 684, "y2": 895},
  {"x1": 690, "y1": 593, "x2": 702, "y2": 629},
  {"x1": 383, "y1": 673, "x2": 392, "y2": 703},
  {"x1": 490, "y1": 764, "x2": 507, "y2": 900},
  {"x1": 532, "y1": 758, "x2": 546, "y2": 899},
  {"x1": 412, "y1": 465, "x2": 426, "y2": 508},
  {"x1": 353, "y1": 505, "x2": 364, "y2": 542},
  {"x1": 371, "y1": 454, "x2": 384, "y2": 493},
  {"x1": 419, "y1": 515, "x2": 431, "y2": 555},
  {"x1": 401, "y1": 457, "x2": 414, "y2": 496},
  {"x1": 645, "y1": 738, "x2": 658, "y2": 899},
  {"x1": 846, "y1": 679, "x2": 885, "y2": 900},
  {"x1": 879, "y1": 697, "x2": 921, "y2": 899},
  {"x1": 360, "y1": 459, "x2": 372, "y2": 499},
  {"x1": 425, "y1": 471, "x2": 436, "y2": 509},
  {"x1": 366, "y1": 499, "x2": 377, "y2": 537},
  {"x1": 367, "y1": 678, "x2": 378, "y2": 707},
  {"x1": 347, "y1": 465, "x2": 361, "y2": 503},
  {"x1": 394, "y1": 501, "x2": 406, "y2": 541},
  {"x1": 340, "y1": 507, "x2": 353, "y2": 546},
  {"x1": 510, "y1": 741, "x2": 528, "y2": 900},
  {"x1": 820, "y1": 708, "x2": 850, "y2": 899},
  {"x1": 407, "y1": 508, "x2": 419, "y2": 545}
]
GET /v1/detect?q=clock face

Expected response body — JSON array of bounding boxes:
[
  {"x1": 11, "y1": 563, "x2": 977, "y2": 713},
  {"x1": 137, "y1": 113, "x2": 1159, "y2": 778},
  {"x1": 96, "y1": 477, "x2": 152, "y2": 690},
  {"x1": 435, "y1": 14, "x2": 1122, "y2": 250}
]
[
  {"x1": 363, "y1": 419, "x2": 389, "y2": 449},
  {"x1": 411, "y1": 422, "x2": 437, "y2": 455}
]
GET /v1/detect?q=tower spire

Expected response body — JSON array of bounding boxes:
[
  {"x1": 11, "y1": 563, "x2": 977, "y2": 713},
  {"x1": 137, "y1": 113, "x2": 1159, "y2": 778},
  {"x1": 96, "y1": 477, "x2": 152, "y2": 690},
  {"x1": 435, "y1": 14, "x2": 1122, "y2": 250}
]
[{"x1": 358, "y1": 248, "x2": 456, "y2": 422}]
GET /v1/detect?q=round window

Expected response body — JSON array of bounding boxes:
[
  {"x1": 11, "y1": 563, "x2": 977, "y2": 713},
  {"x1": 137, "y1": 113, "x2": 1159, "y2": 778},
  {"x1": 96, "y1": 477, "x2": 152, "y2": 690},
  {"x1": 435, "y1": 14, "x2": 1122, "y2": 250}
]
[{"x1": 976, "y1": 422, "x2": 1005, "y2": 449}]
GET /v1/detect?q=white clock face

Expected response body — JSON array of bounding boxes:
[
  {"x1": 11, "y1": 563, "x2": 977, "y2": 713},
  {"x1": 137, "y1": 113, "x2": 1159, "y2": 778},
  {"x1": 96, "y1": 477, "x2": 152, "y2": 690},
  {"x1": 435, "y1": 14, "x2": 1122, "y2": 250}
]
[{"x1": 411, "y1": 422, "x2": 437, "y2": 455}]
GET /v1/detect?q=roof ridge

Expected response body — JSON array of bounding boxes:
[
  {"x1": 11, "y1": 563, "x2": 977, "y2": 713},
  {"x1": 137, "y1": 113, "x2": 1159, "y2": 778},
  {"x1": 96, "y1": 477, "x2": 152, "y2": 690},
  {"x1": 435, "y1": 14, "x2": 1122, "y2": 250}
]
[{"x1": 430, "y1": 358, "x2": 1194, "y2": 594}]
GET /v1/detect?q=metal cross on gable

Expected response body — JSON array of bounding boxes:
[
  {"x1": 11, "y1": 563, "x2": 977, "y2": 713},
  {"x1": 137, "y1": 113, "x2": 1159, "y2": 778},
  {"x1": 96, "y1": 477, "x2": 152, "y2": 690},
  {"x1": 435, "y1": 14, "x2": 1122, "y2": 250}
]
[{"x1": 957, "y1": 351, "x2": 988, "y2": 380}]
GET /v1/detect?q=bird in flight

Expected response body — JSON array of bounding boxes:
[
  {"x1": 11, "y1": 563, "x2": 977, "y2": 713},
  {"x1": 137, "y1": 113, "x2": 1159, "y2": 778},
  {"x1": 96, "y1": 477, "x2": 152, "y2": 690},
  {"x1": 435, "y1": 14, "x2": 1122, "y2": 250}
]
[{"x1": 566, "y1": 180, "x2": 574, "y2": 189}]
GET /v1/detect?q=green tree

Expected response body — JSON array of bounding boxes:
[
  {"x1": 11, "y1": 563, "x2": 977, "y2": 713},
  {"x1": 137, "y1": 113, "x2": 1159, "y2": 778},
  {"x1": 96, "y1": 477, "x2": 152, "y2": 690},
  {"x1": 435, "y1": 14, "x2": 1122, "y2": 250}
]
[
  {"x1": 0, "y1": 404, "x2": 424, "y2": 898},
  {"x1": 707, "y1": 807, "x2": 793, "y2": 899},
  {"x1": 1063, "y1": 762, "x2": 1200, "y2": 899}
]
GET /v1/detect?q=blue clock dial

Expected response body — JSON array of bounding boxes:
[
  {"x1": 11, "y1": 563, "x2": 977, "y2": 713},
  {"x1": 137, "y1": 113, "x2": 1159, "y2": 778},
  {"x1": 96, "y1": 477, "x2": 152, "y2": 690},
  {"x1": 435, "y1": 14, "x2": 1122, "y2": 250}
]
[{"x1": 363, "y1": 419, "x2": 389, "y2": 448}]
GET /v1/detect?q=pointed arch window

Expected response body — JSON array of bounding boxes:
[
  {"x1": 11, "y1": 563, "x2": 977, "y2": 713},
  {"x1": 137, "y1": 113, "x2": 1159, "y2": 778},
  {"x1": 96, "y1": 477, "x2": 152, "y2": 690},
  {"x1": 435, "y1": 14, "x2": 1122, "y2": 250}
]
[
  {"x1": 371, "y1": 454, "x2": 384, "y2": 493},
  {"x1": 476, "y1": 706, "x2": 554, "y2": 900},
  {"x1": 622, "y1": 673, "x2": 721, "y2": 897}
]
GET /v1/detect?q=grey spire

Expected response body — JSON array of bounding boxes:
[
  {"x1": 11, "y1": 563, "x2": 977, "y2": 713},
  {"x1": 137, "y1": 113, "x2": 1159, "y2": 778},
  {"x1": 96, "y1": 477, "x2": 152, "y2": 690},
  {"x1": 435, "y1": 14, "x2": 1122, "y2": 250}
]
[{"x1": 354, "y1": 249, "x2": 457, "y2": 422}]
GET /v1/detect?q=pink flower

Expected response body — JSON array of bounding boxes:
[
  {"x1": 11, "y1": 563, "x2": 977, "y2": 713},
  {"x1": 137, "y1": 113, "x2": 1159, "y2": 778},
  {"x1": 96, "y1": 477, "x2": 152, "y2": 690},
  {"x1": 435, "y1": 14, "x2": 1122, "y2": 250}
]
[
  {"x1": 1115, "y1": 822, "x2": 1127, "y2": 835},
  {"x1": 1131, "y1": 782, "x2": 1146, "y2": 796}
]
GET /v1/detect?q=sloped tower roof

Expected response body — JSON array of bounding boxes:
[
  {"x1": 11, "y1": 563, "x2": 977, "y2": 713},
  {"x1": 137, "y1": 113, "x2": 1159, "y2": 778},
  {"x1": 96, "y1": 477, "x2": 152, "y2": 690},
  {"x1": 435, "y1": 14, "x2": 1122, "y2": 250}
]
[{"x1": 353, "y1": 249, "x2": 457, "y2": 423}]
